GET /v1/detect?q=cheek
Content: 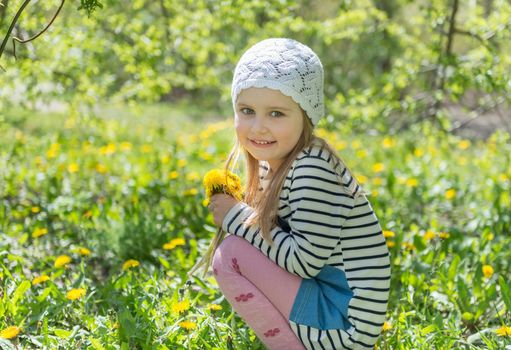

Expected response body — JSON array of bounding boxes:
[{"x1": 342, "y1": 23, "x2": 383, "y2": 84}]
[
  {"x1": 235, "y1": 118, "x2": 249, "y2": 137},
  {"x1": 285, "y1": 123, "x2": 304, "y2": 146}
]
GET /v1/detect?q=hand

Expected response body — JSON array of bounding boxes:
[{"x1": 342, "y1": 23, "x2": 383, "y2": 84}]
[{"x1": 208, "y1": 193, "x2": 239, "y2": 227}]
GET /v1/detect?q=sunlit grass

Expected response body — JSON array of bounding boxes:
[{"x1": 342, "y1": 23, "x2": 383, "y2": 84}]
[{"x1": 0, "y1": 105, "x2": 510, "y2": 349}]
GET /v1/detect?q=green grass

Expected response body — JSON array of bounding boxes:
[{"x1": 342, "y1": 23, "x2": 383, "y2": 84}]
[{"x1": 0, "y1": 103, "x2": 510, "y2": 349}]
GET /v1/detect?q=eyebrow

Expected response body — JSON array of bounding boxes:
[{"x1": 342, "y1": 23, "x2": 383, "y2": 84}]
[{"x1": 236, "y1": 102, "x2": 292, "y2": 111}]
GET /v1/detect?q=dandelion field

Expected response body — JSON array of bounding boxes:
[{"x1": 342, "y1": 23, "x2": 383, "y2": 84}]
[{"x1": 1, "y1": 105, "x2": 511, "y2": 349}]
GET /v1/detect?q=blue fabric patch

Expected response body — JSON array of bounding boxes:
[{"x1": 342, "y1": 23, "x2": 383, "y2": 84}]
[{"x1": 289, "y1": 265, "x2": 353, "y2": 330}]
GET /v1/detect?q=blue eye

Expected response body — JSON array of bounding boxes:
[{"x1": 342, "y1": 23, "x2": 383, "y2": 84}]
[
  {"x1": 270, "y1": 111, "x2": 284, "y2": 117},
  {"x1": 240, "y1": 108, "x2": 254, "y2": 115}
]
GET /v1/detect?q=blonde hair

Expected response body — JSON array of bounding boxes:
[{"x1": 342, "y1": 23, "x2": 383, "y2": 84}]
[{"x1": 225, "y1": 112, "x2": 362, "y2": 243}]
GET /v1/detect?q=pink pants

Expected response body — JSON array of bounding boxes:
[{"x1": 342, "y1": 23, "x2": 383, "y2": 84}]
[{"x1": 212, "y1": 235, "x2": 306, "y2": 350}]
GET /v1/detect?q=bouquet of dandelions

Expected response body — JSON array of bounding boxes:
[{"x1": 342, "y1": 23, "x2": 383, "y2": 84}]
[{"x1": 188, "y1": 169, "x2": 243, "y2": 278}]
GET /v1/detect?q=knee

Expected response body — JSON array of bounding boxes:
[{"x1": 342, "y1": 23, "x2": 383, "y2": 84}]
[{"x1": 212, "y1": 235, "x2": 245, "y2": 273}]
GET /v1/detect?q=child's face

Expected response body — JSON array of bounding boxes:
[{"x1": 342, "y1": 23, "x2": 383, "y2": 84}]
[{"x1": 235, "y1": 87, "x2": 304, "y2": 171}]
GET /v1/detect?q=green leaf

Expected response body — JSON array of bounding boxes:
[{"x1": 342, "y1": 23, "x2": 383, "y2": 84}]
[
  {"x1": 89, "y1": 337, "x2": 106, "y2": 350},
  {"x1": 420, "y1": 324, "x2": 436, "y2": 336},
  {"x1": 448, "y1": 255, "x2": 460, "y2": 281},
  {"x1": 54, "y1": 328, "x2": 72, "y2": 338},
  {"x1": 499, "y1": 276, "x2": 511, "y2": 313},
  {"x1": 12, "y1": 280, "x2": 31, "y2": 305},
  {"x1": 158, "y1": 256, "x2": 170, "y2": 269},
  {"x1": 36, "y1": 287, "x2": 52, "y2": 303}
]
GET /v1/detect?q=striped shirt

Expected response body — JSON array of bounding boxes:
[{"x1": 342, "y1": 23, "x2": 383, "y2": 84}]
[{"x1": 222, "y1": 143, "x2": 391, "y2": 350}]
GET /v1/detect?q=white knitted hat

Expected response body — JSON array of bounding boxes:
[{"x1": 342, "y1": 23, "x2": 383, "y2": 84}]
[{"x1": 231, "y1": 38, "x2": 324, "y2": 126}]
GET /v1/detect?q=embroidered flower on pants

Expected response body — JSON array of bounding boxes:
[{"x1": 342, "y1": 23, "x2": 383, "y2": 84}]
[
  {"x1": 231, "y1": 258, "x2": 241, "y2": 274},
  {"x1": 235, "y1": 293, "x2": 254, "y2": 302},
  {"x1": 264, "y1": 328, "x2": 281, "y2": 337}
]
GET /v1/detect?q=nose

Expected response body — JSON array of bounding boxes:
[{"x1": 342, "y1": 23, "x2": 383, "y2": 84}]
[{"x1": 251, "y1": 114, "x2": 268, "y2": 133}]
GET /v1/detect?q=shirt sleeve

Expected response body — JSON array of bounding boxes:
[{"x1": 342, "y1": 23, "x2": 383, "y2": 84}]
[{"x1": 222, "y1": 155, "x2": 355, "y2": 279}]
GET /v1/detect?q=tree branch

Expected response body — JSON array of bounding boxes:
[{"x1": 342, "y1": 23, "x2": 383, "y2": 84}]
[
  {"x1": 0, "y1": 0, "x2": 31, "y2": 61},
  {"x1": 12, "y1": 0, "x2": 65, "y2": 59}
]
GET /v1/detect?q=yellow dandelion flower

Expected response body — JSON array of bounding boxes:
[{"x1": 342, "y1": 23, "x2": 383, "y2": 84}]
[
  {"x1": 76, "y1": 247, "x2": 91, "y2": 256},
  {"x1": 165, "y1": 240, "x2": 184, "y2": 250},
  {"x1": 54, "y1": 255, "x2": 72, "y2": 268},
  {"x1": 32, "y1": 275, "x2": 50, "y2": 285},
  {"x1": 0, "y1": 326, "x2": 21, "y2": 339},
  {"x1": 382, "y1": 230, "x2": 395, "y2": 238},
  {"x1": 168, "y1": 171, "x2": 179, "y2": 180},
  {"x1": 141, "y1": 144, "x2": 152, "y2": 153},
  {"x1": 161, "y1": 154, "x2": 171, "y2": 164},
  {"x1": 46, "y1": 143, "x2": 60, "y2": 159},
  {"x1": 202, "y1": 198, "x2": 209, "y2": 207},
  {"x1": 382, "y1": 137, "x2": 395, "y2": 148},
  {"x1": 163, "y1": 238, "x2": 186, "y2": 250},
  {"x1": 68, "y1": 163, "x2": 79, "y2": 173},
  {"x1": 406, "y1": 178, "x2": 418, "y2": 188},
  {"x1": 335, "y1": 140, "x2": 347, "y2": 151},
  {"x1": 179, "y1": 321, "x2": 196, "y2": 330},
  {"x1": 482, "y1": 265, "x2": 494, "y2": 279},
  {"x1": 32, "y1": 227, "x2": 48, "y2": 238},
  {"x1": 120, "y1": 142, "x2": 132, "y2": 151},
  {"x1": 122, "y1": 259, "x2": 140, "y2": 270},
  {"x1": 203, "y1": 169, "x2": 243, "y2": 201},
  {"x1": 445, "y1": 189, "x2": 456, "y2": 200},
  {"x1": 486, "y1": 232, "x2": 494, "y2": 241},
  {"x1": 31, "y1": 206, "x2": 40, "y2": 213},
  {"x1": 184, "y1": 188, "x2": 199, "y2": 196},
  {"x1": 372, "y1": 177, "x2": 383, "y2": 186},
  {"x1": 414, "y1": 148, "x2": 424, "y2": 157},
  {"x1": 100, "y1": 143, "x2": 116, "y2": 155},
  {"x1": 386, "y1": 241, "x2": 396, "y2": 248},
  {"x1": 172, "y1": 300, "x2": 190, "y2": 313},
  {"x1": 95, "y1": 164, "x2": 108, "y2": 174},
  {"x1": 402, "y1": 242, "x2": 416, "y2": 251},
  {"x1": 438, "y1": 232, "x2": 450, "y2": 239},
  {"x1": 356, "y1": 149, "x2": 368, "y2": 159},
  {"x1": 351, "y1": 140, "x2": 362, "y2": 149},
  {"x1": 458, "y1": 140, "x2": 471, "y2": 150},
  {"x1": 113, "y1": 321, "x2": 120, "y2": 329},
  {"x1": 382, "y1": 321, "x2": 392, "y2": 331},
  {"x1": 357, "y1": 175, "x2": 368, "y2": 185},
  {"x1": 199, "y1": 152, "x2": 213, "y2": 161},
  {"x1": 424, "y1": 230, "x2": 436, "y2": 241},
  {"x1": 372, "y1": 163, "x2": 385, "y2": 173},
  {"x1": 177, "y1": 159, "x2": 187, "y2": 168},
  {"x1": 496, "y1": 325, "x2": 511, "y2": 337},
  {"x1": 208, "y1": 304, "x2": 222, "y2": 311},
  {"x1": 66, "y1": 288, "x2": 86, "y2": 300}
]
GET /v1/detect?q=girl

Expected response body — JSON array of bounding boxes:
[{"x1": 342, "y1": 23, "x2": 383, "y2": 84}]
[{"x1": 208, "y1": 38, "x2": 390, "y2": 350}]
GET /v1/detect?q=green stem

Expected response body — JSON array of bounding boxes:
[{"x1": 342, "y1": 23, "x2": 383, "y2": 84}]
[{"x1": 0, "y1": 0, "x2": 30, "y2": 60}]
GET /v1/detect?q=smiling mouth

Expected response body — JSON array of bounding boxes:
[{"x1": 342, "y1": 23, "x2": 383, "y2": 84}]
[{"x1": 250, "y1": 140, "x2": 277, "y2": 145}]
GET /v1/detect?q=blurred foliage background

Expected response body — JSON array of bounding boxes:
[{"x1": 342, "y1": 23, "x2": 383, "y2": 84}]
[{"x1": 1, "y1": 0, "x2": 510, "y2": 135}]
